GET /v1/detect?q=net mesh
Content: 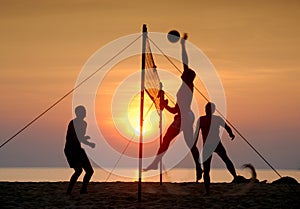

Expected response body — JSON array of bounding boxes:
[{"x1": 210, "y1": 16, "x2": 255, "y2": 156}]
[{"x1": 144, "y1": 37, "x2": 161, "y2": 113}]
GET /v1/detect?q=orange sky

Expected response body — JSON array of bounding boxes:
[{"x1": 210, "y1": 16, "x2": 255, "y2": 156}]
[{"x1": 0, "y1": 0, "x2": 299, "y2": 169}]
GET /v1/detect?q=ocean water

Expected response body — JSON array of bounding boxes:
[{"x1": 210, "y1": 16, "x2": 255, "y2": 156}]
[{"x1": 1, "y1": 167, "x2": 299, "y2": 183}]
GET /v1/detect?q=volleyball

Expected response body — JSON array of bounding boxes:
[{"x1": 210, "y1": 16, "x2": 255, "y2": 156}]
[{"x1": 167, "y1": 30, "x2": 180, "y2": 43}]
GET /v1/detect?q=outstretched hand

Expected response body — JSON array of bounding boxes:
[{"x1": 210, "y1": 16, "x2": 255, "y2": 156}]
[
  {"x1": 181, "y1": 33, "x2": 188, "y2": 44},
  {"x1": 183, "y1": 33, "x2": 188, "y2": 40},
  {"x1": 84, "y1": 136, "x2": 96, "y2": 148},
  {"x1": 89, "y1": 142, "x2": 96, "y2": 149}
]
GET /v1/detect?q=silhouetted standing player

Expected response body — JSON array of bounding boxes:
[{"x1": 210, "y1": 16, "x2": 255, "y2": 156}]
[
  {"x1": 64, "y1": 105, "x2": 95, "y2": 194},
  {"x1": 194, "y1": 102, "x2": 237, "y2": 195},
  {"x1": 144, "y1": 34, "x2": 202, "y2": 182}
]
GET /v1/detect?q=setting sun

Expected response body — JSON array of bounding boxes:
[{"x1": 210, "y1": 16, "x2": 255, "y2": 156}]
[{"x1": 125, "y1": 93, "x2": 163, "y2": 142}]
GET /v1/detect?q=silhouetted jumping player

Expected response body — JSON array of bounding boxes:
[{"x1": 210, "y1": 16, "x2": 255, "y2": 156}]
[
  {"x1": 194, "y1": 102, "x2": 237, "y2": 195},
  {"x1": 64, "y1": 105, "x2": 95, "y2": 194},
  {"x1": 144, "y1": 34, "x2": 202, "y2": 182}
]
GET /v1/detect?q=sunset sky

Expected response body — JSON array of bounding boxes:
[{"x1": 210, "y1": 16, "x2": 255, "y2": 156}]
[{"x1": 0, "y1": 0, "x2": 299, "y2": 170}]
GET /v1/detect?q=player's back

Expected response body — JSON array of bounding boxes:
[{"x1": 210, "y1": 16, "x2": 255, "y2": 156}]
[{"x1": 200, "y1": 115, "x2": 224, "y2": 143}]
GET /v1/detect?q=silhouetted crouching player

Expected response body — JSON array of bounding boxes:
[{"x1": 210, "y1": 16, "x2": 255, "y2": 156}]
[
  {"x1": 144, "y1": 33, "x2": 202, "y2": 182},
  {"x1": 64, "y1": 105, "x2": 95, "y2": 195},
  {"x1": 194, "y1": 102, "x2": 237, "y2": 195}
]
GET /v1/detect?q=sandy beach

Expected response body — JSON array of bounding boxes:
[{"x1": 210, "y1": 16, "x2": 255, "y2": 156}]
[{"x1": 0, "y1": 181, "x2": 299, "y2": 209}]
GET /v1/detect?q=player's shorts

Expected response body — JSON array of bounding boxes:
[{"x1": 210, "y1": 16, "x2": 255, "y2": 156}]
[{"x1": 64, "y1": 148, "x2": 90, "y2": 168}]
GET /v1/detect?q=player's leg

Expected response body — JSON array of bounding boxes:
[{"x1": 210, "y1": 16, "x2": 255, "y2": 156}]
[
  {"x1": 203, "y1": 156, "x2": 212, "y2": 195},
  {"x1": 191, "y1": 144, "x2": 202, "y2": 182},
  {"x1": 80, "y1": 149, "x2": 94, "y2": 194},
  {"x1": 182, "y1": 122, "x2": 202, "y2": 182},
  {"x1": 144, "y1": 124, "x2": 180, "y2": 171},
  {"x1": 158, "y1": 124, "x2": 180, "y2": 155},
  {"x1": 67, "y1": 167, "x2": 82, "y2": 194},
  {"x1": 215, "y1": 143, "x2": 237, "y2": 178}
]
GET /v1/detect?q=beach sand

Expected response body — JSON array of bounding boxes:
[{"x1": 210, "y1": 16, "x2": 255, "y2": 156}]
[{"x1": 0, "y1": 182, "x2": 299, "y2": 208}]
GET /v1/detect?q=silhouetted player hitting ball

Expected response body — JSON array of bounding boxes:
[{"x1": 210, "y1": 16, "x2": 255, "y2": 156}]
[
  {"x1": 64, "y1": 105, "x2": 95, "y2": 195},
  {"x1": 194, "y1": 102, "x2": 237, "y2": 195},
  {"x1": 144, "y1": 33, "x2": 203, "y2": 182}
]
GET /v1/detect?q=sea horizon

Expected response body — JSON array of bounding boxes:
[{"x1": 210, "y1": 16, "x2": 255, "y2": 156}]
[{"x1": 1, "y1": 167, "x2": 299, "y2": 183}]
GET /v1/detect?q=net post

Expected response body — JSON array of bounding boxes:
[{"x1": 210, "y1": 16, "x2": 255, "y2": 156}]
[
  {"x1": 138, "y1": 24, "x2": 147, "y2": 202},
  {"x1": 159, "y1": 82, "x2": 163, "y2": 185}
]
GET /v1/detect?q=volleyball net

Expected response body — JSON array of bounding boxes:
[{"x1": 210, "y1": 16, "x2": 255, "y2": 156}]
[{"x1": 144, "y1": 35, "x2": 163, "y2": 113}]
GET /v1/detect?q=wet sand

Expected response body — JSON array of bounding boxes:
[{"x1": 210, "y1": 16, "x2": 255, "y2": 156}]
[{"x1": 0, "y1": 181, "x2": 299, "y2": 208}]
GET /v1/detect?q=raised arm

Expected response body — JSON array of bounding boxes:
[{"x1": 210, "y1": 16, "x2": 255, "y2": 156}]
[{"x1": 181, "y1": 33, "x2": 189, "y2": 72}]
